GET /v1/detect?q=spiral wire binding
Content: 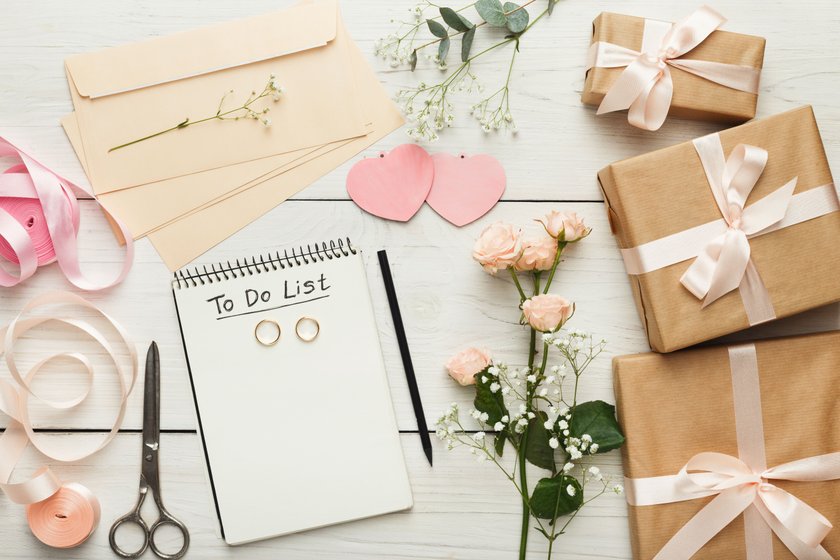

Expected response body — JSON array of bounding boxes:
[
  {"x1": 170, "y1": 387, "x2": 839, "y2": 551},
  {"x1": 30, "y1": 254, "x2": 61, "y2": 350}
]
[{"x1": 172, "y1": 238, "x2": 356, "y2": 289}]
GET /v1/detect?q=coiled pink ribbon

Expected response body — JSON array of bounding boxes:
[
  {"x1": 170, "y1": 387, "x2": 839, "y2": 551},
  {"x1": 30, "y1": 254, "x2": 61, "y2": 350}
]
[
  {"x1": 0, "y1": 136, "x2": 133, "y2": 289},
  {"x1": 620, "y1": 132, "x2": 839, "y2": 326},
  {"x1": 585, "y1": 6, "x2": 761, "y2": 131},
  {"x1": 625, "y1": 344, "x2": 840, "y2": 559},
  {"x1": 0, "y1": 292, "x2": 138, "y2": 547}
]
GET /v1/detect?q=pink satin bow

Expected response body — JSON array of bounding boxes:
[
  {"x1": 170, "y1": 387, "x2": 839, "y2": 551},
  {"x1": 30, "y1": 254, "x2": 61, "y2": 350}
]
[
  {"x1": 680, "y1": 138, "x2": 797, "y2": 312},
  {"x1": 587, "y1": 6, "x2": 761, "y2": 130},
  {"x1": 0, "y1": 136, "x2": 133, "y2": 289},
  {"x1": 626, "y1": 344, "x2": 840, "y2": 560}
]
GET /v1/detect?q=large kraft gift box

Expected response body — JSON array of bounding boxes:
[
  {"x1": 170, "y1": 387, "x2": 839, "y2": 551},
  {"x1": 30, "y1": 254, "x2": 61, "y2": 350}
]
[
  {"x1": 614, "y1": 331, "x2": 840, "y2": 559},
  {"x1": 599, "y1": 106, "x2": 840, "y2": 353},
  {"x1": 582, "y1": 11, "x2": 765, "y2": 124}
]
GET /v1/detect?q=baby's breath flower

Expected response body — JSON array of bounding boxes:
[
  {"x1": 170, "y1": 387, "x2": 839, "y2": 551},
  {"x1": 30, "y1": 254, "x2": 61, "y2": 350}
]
[
  {"x1": 549, "y1": 438, "x2": 559, "y2": 449},
  {"x1": 589, "y1": 443, "x2": 600, "y2": 454},
  {"x1": 562, "y1": 462, "x2": 574, "y2": 473},
  {"x1": 613, "y1": 484, "x2": 625, "y2": 495},
  {"x1": 566, "y1": 484, "x2": 576, "y2": 497}
]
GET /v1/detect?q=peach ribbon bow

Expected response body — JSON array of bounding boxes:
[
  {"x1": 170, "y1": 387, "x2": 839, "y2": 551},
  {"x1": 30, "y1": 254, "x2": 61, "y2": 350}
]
[
  {"x1": 679, "y1": 136, "x2": 797, "y2": 319},
  {"x1": 626, "y1": 344, "x2": 840, "y2": 560},
  {"x1": 585, "y1": 6, "x2": 761, "y2": 130},
  {"x1": 619, "y1": 132, "x2": 839, "y2": 326}
]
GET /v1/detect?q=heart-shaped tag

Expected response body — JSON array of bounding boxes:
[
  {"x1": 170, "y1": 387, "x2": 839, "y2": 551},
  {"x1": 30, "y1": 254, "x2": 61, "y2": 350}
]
[
  {"x1": 346, "y1": 144, "x2": 434, "y2": 222},
  {"x1": 426, "y1": 153, "x2": 506, "y2": 226}
]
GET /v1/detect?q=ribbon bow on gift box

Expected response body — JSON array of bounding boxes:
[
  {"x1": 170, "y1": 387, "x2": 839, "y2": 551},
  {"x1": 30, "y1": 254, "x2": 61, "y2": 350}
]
[
  {"x1": 586, "y1": 5, "x2": 761, "y2": 130},
  {"x1": 619, "y1": 132, "x2": 839, "y2": 326},
  {"x1": 626, "y1": 344, "x2": 840, "y2": 560}
]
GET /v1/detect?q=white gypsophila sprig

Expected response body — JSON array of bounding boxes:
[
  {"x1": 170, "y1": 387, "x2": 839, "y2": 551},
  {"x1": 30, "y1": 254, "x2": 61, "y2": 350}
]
[{"x1": 397, "y1": 67, "x2": 480, "y2": 142}]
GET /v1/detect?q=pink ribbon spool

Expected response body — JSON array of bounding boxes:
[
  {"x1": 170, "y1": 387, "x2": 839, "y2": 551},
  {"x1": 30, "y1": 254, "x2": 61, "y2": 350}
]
[
  {"x1": 0, "y1": 136, "x2": 133, "y2": 289},
  {"x1": 26, "y1": 483, "x2": 101, "y2": 548}
]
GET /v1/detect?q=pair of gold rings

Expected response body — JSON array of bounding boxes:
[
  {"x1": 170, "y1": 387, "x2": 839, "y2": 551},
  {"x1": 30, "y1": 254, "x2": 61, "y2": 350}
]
[{"x1": 254, "y1": 317, "x2": 320, "y2": 346}]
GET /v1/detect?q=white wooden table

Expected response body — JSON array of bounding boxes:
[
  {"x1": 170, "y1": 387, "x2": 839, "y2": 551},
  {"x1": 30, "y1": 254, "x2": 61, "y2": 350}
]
[{"x1": 1, "y1": 0, "x2": 838, "y2": 558}]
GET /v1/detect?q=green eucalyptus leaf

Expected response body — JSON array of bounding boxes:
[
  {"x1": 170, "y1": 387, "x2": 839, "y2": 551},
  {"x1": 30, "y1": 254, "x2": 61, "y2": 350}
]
[
  {"x1": 530, "y1": 474, "x2": 583, "y2": 519},
  {"x1": 548, "y1": 0, "x2": 556, "y2": 15},
  {"x1": 438, "y1": 36, "x2": 451, "y2": 62},
  {"x1": 473, "y1": 367, "x2": 507, "y2": 426},
  {"x1": 409, "y1": 49, "x2": 418, "y2": 71},
  {"x1": 427, "y1": 19, "x2": 448, "y2": 38},
  {"x1": 504, "y1": 2, "x2": 529, "y2": 33},
  {"x1": 440, "y1": 7, "x2": 473, "y2": 32},
  {"x1": 525, "y1": 411, "x2": 556, "y2": 472},
  {"x1": 569, "y1": 400, "x2": 625, "y2": 454},
  {"x1": 461, "y1": 26, "x2": 476, "y2": 62},
  {"x1": 476, "y1": 0, "x2": 508, "y2": 26}
]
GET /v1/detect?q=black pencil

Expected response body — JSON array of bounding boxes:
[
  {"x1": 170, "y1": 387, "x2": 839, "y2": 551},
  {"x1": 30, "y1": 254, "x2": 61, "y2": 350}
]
[{"x1": 377, "y1": 250, "x2": 433, "y2": 466}]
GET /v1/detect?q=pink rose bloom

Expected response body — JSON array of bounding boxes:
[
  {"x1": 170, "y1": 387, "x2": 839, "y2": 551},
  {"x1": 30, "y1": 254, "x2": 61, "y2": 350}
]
[
  {"x1": 522, "y1": 294, "x2": 574, "y2": 332},
  {"x1": 472, "y1": 222, "x2": 522, "y2": 274},
  {"x1": 515, "y1": 234, "x2": 558, "y2": 272},
  {"x1": 445, "y1": 347, "x2": 492, "y2": 386},
  {"x1": 538, "y1": 211, "x2": 590, "y2": 242}
]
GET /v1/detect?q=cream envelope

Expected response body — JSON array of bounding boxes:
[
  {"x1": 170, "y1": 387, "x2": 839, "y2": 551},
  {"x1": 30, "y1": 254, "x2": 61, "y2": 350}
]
[
  {"x1": 146, "y1": 25, "x2": 405, "y2": 270},
  {"x1": 65, "y1": 0, "x2": 367, "y2": 194},
  {"x1": 61, "y1": 2, "x2": 370, "y2": 239}
]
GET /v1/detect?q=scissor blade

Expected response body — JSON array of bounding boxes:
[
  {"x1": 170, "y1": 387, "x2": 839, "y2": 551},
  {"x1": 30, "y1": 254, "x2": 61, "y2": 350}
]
[{"x1": 142, "y1": 342, "x2": 161, "y2": 452}]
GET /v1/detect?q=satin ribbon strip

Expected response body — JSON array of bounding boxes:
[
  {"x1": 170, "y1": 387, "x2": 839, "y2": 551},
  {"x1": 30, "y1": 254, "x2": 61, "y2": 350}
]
[
  {"x1": 625, "y1": 343, "x2": 840, "y2": 560},
  {"x1": 618, "y1": 132, "x2": 839, "y2": 326},
  {"x1": 585, "y1": 6, "x2": 761, "y2": 131},
  {"x1": 0, "y1": 136, "x2": 133, "y2": 289},
  {"x1": 0, "y1": 292, "x2": 138, "y2": 547}
]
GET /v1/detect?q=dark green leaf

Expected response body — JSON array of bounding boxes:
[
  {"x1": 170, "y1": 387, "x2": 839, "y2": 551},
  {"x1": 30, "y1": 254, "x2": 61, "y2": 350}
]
[
  {"x1": 476, "y1": 0, "x2": 508, "y2": 26},
  {"x1": 548, "y1": 0, "x2": 556, "y2": 15},
  {"x1": 530, "y1": 474, "x2": 583, "y2": 519},
  {"x1": 409, "y1": 49, "x2": 418, "y2": 71},
  {"x1": 525, "y1": 411, "x2": 556, "y2": 472},
  {"x1": 504, "y1": 2, "x2": 529, "y2": 33},
  {"x1": 440, "y1": 7, "x2": 473, "y2": 32},
  {"x1": 473, "y1": 367, "x2": 508, "y2": 426},
  {"x1": 438, "y1": 36, "x2": 451, "y2": 62},
  {"x1": 427, "y1": 19, "x2": 448, "y2": 38},
  {"x1": 494, "y1": 429, "x2": 507, "y2": 457},
  {"x1": 569, "y1": 400, "x2": 625, "y2": 454},
  {"x1": 461, "y1": 26, "x2": 476, "y2": 62}
]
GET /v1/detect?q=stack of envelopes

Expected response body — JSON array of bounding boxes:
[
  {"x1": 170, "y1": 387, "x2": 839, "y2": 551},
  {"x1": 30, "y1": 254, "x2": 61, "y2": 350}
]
[{"x1": 61, "y1": 0, "x2": 403, "y2": 270}]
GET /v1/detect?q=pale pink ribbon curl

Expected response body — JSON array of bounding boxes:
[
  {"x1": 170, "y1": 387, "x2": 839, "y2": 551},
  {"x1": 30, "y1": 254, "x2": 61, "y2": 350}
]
[
  {"x1": 625, "y1": 344, "x2": 840, "y2": 560},
  {"x1": 585, "y1": 6, "x2": 761, "y2": 130},
  {"x1": 620, "y1": 132, "x2": 839, "y2": 326},
  {"x1": 0, "y1": 292, "x2": 138, "y2": 547},
  {"x1": 0, "y1": 136, "x2": 133, "y2": 289}
]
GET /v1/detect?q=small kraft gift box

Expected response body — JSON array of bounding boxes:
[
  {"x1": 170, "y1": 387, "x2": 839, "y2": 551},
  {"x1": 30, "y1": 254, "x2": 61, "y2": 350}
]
[
  {"x1": 582, "y1": 6, "x2": 765, "y2": 131},
  {"x1": 613, "y1": 332, "x2": 840, "y2": 559},
  {"x1": 599, "y1": 106, "x2": 840, "y2": 353}
]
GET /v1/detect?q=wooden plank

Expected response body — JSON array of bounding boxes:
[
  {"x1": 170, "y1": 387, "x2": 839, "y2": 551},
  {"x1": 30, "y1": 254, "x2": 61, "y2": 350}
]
[
  {"x1": 0, "y1": 0, "x2": 837, "y2": 201},
  {"x1": 0, "y1": 432, "x2": 631, "y2": 559},
  {"x1": 2, "y1": 200, "x2": 837, "y2": 432}
]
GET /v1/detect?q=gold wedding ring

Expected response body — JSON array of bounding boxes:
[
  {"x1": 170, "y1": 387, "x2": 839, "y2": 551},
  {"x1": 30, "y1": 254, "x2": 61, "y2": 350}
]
[
  {"x1": 295, "y1": 317, "x2": 320, "y2": 342},
  {"x1": 255, "y1": 319, "x2": 281, "y2": 346}
]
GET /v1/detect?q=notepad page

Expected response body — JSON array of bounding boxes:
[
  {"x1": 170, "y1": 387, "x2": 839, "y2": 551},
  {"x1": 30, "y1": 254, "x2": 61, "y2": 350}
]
[{"x1": 173, "y1": 250, "x2": 412, "y2": 545}]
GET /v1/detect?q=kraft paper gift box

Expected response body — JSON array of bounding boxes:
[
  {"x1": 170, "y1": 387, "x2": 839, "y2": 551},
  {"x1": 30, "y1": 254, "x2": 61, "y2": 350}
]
[
  {"x1": 613, "y1": 332, "x2": 840, "y2": 559},
  {"x1": 599, "y1": 106, "x2": 840, "y2": 353},
  {"x1": 582, "y1": 8, "x2": 765, "y2": 129}
]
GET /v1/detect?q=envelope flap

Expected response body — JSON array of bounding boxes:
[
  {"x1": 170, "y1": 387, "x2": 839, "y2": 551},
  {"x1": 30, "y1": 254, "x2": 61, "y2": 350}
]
[{"x1": 65, "y1": 0, "x2": 338, "y2": 99}]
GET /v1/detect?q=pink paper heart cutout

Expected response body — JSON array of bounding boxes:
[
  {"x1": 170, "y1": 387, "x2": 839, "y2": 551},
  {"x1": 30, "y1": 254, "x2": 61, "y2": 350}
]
[
  {"x1": 346, "y1": 144, "x2": 434, "y2": 222},
  {"x1": 426, "y1": 153, "x2": 506, "y2": 227}
]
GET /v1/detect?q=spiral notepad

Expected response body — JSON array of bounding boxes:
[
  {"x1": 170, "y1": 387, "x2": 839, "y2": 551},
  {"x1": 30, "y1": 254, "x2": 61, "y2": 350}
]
[{"x1": 172, "y1": 238, "x2": 412, "y2": 545}]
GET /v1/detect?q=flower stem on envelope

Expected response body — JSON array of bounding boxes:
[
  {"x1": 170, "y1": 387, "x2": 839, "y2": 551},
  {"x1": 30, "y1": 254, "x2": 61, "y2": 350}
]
[{"x1": 108, "y1": 75, "x2": 284, "y2": 152}]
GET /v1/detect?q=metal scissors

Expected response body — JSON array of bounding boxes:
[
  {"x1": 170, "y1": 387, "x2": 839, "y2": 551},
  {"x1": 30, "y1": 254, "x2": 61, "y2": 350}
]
[{"x1": 110, "y1": 341, "x2": 190, "y2": 559}]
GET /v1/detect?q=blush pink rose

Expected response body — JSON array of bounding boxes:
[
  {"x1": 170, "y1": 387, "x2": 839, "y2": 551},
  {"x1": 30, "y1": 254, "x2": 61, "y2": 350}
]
[
  {"x1": 538, "y1": 211, "x2": 590, "y2": 242},
  {"x1": 445, "y1": 347, "x2": 492, "y2": 386},
  {"x1": 515, "y1": 234, "x2": 558, "y2": 272},
  {"x1": 522, "y1": 294, "x2": 574, "y2": 332},
  {"x1": 472, "y1": 222, "x2": 522, "y2": 274}
]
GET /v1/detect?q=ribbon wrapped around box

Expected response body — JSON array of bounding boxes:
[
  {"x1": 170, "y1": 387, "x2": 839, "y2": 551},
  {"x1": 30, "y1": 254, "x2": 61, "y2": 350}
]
[
  {"x1": 599, "y1": 106, "x2": 840, "y2": 353},
  {"x1": 613, "y1": 331, "x2": 840, "y2": 559},
  {"x1": 582, "y1": 6, "x2": 765, "y2": 130}
]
